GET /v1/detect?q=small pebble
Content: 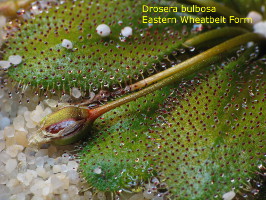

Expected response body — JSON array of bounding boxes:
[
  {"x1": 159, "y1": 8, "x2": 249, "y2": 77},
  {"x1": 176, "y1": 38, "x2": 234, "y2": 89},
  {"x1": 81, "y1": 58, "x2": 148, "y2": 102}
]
[
  {"x1": 71, "y1": 87, "x2": 82, "y2": 98},
  {"x1": 4, "y1": 126, "x2": 15, "y2": 138},
  {"x1": 142, "y1": 190, "x2": 154, "y2": 199},
  {"x1": 0, "y1": 174, "x2": 8, "y2": 184},
  {"x1": 8, "y1": 55, "x2": 22, "y2": 65},
  {"x1": 53, "y1": 165, "x2": 61, "y2": 173},
  {"x1": 0, "y1": 88, "x2": 5, "y2": 99},
  {"x1": 0, "y1": 141, "x2": 5, "y2": 152},
  {"x1": 36, "y1": 167, "x2": 49, "y2": 179},
  {"x1": 6, "y1": 145, "x2": 24, "y2": 157},
  {"x1": 0, "y1": 60, "x2": 11, "y2": 69},
  {"x1": 62, "y1": 39, "x2": 73, "y2": 49},
  {"x1": 5, "y1": 159, "x2": 17, "y2": 173},
  {"x1": 44, "y1": 99, "x2": 58, "y2": 108},
  {"x1": 93, "y1": 166, "x2": 102, "y2": 174},
  {"x1": 121, "y1": 26, "x2": 133, "y2": 37},
  {"x1": 222, "y1": 191, "x2": 236, "y2": 200},
  {"x1": 254, "y1": 21, "x2": 266, "y2": 37},
  {"x1": 0, "y1": 117, "x2": 11, "y2": 130},
  {"x1": 13, "y1": 115, "x2": 25, "y2": 131},
  {"x1": 247, "y1": 11, "x2": 262, "y2": 24},
  {"x1": 129, "y1": 193, "x2": 145, "y2": 200},
  {"x1": 97, "y1": 191, "x2": 106, "y2": 200},
  {"x1": 0, "y1": 130, "x2": 4, "y2": 140},
  {"x1": 96, "y1": 24, "x2": 111, "y2": 37}
]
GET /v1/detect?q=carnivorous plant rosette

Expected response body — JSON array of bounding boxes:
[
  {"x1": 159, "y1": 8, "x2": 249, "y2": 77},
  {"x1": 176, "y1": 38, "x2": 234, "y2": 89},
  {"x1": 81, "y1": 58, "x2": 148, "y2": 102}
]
[{"x1": 1, "y1": 0, "x2": 266, "y2": 199}]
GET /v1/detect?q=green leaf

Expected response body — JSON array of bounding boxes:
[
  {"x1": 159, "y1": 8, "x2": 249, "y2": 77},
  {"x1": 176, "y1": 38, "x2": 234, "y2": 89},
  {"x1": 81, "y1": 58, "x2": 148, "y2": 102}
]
[
  {"x1": 80, "y1": 47, "x2": 265, "y2": 198},
  {"x1": 4, "y1": 0, "x2": 189, "y2": 93},
  {"x1": 151, "y1": 49, "x2": 265, "y2": 199},
  {"x1": 80, "y1": 84, "x2": 175, "y2": 191}
]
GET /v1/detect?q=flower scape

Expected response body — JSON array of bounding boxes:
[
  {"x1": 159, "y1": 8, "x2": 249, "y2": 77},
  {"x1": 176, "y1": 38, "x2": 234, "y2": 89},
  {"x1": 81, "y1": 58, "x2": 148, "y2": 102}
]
[{"x1": 0, "y1": 0, "x2": 265, "y2": 200}]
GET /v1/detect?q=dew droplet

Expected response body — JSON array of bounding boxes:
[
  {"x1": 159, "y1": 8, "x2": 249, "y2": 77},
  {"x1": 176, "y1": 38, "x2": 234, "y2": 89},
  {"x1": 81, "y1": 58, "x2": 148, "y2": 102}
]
[
  {"x1": 179, "y1": 48, "x2": 186, "y2": 54},
  {"x1": 119, "y1": 36, "x2": 126, "y2": 42},
  {"x1": 188, "y1": 46, "x2": 195, "y2": 52},
  {"x1": 17, "y1": 9, "x2": 25, "y2": 16}
]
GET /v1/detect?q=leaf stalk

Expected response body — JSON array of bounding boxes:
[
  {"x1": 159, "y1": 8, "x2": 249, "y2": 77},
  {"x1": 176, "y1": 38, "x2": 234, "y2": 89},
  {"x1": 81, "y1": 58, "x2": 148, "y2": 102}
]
[{"x1": 91, "y1": 33, "x2": 266, "y2": 118}]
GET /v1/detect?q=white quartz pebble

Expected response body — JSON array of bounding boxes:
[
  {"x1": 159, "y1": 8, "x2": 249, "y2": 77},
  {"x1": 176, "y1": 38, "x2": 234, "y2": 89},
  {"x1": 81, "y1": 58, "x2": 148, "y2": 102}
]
[
  {"x1": 23, "y1": 111, "x2": 31, "y2": 122},
  {"x1": 222, "y1": 191, "x2": 236, "y2": 200},
  {"x1": 0, "y1": 60, "x2": 11, "y2": 69},
  {"x1": 35, "y1": 157, "x2": 45, "y2": 167},
  {"x1": 0, "y1": 151, "x2": 10, "y2": 164},
  {"x1": 61, "y1": 193, "x2": 71, "y2": 200},
  {"x1": 0, "y1": 117, "x2": 11, "y2": 130},
  {"x1": 30, "y1": 179, "x2": 45, "y2": 195},
  {"x1": 13, "y1": 115, "x2": 25, "y2": 131},
  {"x1": 62, "y1": 39, "x2": 73, "y2": 49},
  {"x1": 42, "y1": 185, "x2": 51, "y2": 196},
  {"x1": 5, "y1": 159, "x2": 17, "y2": 173},
  {"x1": 15, "y1": 131, "x2": 28, "y2": 146},
  {"x1": 17, "y1": 152, "x2": 26, "y2": 162},
  {"x1": 247, "y1": 11, "x2": 262, "y2": 24},
  {"x1": 17, "y1": 106, "x2": 28, "y2": 116},
  {"x1": 84, "y1": 191, "x2": 93, "y2": 198},
  {"x1": 71, "y1": 87, "x2": 82, "y2": 98},
  {"x1": 6, "y1": 145, "x2": 24, "y2": 157},
  {"x1": 36, "y1": 167, "x2": 49, "y2": 179},
  {"x1": 68, "y1": 185, "x2": 79, "y2": 196},
  {"x1": 97, "y1": 191, "x2": 106, "y2": 200},
  {"x1": 96, "y1": 24, "x2": 111, "y2": 37},
  {"x1": 67, "y1": 170, "x2": 79, "y2": 184},
  {"x1": 8, "y1": 55, "x2": 22, "y2": 65},
  {"x1": 44, "y1": 99, "x2": 58, "y2": 108},
  {"x1": 35, "y1": 149, "x2": 48, "y2": 157},
  {"x1": 0, "y1": 174, "x2": 8, "y2": 184},
  {"x1": 26, "y1": 120, "x2": 36, "y2": 129},
  {"x1": 93, "y1": 166, "x2": 102, "y2": 174},
  {"x1": 0, "y1": 88, "x2": 4, "y2": 99},
  {"x1": 0, "y1": 87, "x2": 5, "y2": 99},
  {"x1": 48, "y1": 175, "x2": 64, "y2": 192},
  {"x1": 67, "y1": 160, "x2": 78, "y2": 171},
  {"x1": 254, "y1": 21, "x2": 266, "y2": 37},
  {"x1": 53, "y1": 165, "x2": 61, "y2": 173},
  {"x1": 0, "y1": 186, "x2": 11, "y2": 200},
  {"x1": 4, "y1": 126, "x2": 14, "y2": 138},
  {"x1": 121, "y1": 26, "x2": 133, "y2": 37},
  {"x1": 0, "y1": 130, "x2": 4, "y2": 140},
  {"x1": 10, "y1": 193, "x2": 26, "y2": 200},
  {"x1": 143, "y1": 190, "x2": 154, "y2": 199},
  {"x1": 128, "y1": 193, "x2": 145, "y2": 200},
  {"x1": 17, "y1": 170, "x2": 37, "y2": 186},
  {"x1": 0, "y1": 140, "x2": 5, "y2": 152},
  {"x1": 56, "y1": 173, "x2": 69, "y2": 189}
]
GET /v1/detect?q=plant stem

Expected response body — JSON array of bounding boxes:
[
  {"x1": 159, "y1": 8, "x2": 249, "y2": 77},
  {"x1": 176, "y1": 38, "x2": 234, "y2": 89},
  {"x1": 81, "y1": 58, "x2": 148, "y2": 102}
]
[
  {"x1": 123, "y1": 27, "x2": 248, "y2": 94},
  {"x1": 183, "y1": 27, "x2": 248, "y2": 47},
  {"x1": 91, "y1": 33, "x2": 265, "y2": 118},
  {"x1": 185, "y1": 0, "x2": 252, "y2": 30},
  {"x1": 128, "y1": 33, "x2": 264, "y2": 91}
]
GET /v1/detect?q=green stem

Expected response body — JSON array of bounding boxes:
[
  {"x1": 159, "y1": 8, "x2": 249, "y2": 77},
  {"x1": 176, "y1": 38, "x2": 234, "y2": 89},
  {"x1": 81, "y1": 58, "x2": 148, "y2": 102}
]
[
  {"x1": 185, "y1": 0, "x2": 252, "y2": 30},
  {"x1": 92, "y1": 33, "x2": 265, "y2": 117},
  {"x1": 128, "y1": 33, "x2": 265, "y2": 91},
  {"x1": 184, "y1": 27, "x2": 248, "y2": 47}
]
